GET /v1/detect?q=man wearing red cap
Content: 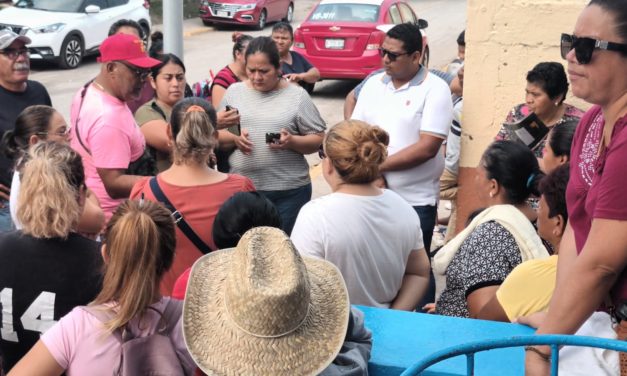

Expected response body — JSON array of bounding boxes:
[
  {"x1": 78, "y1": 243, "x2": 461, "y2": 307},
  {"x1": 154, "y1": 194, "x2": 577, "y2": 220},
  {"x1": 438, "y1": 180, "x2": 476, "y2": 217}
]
[{"x1": 70, "y1": 33, "x2": 160, "y2": 221}]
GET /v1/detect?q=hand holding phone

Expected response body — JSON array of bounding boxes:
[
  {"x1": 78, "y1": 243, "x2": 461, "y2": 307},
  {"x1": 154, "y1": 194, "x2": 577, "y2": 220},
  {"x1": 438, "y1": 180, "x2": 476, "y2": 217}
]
[
  {"x1": 265, "y1": 132, "x2": 281, "y2": 144},
  {"x1": 225, "y1": 105, "x2": 241, "y2": 135}
]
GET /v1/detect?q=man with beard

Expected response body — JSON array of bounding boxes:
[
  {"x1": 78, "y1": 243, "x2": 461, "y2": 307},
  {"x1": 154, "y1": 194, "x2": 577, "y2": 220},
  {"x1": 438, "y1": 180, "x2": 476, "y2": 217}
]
[
  {"x1": 70, "y1": 33, "x2": 160, "y2": 220},
  {"x1": 0, "y1": 29, "x2": 51, "y2": 232}
]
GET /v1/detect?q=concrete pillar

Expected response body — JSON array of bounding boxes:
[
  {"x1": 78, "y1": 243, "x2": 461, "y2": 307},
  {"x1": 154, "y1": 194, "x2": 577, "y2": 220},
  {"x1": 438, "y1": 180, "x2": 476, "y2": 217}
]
[
  {"x1": 163, "y1": 0, "x2": 184, "y2": 60},
  {"x1": 455, "y1": 0, "x2": 589, "y2": 233}
]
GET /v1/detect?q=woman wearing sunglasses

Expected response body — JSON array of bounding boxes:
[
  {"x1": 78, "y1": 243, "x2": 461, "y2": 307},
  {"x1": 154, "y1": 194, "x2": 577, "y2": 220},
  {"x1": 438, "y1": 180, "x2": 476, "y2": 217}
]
[
  {"x1": 496, "y1": 62, "x2": 584, "y2": 160},
  {"x1": 521, "y1": 1, "x2": 627, "y2": 374}
]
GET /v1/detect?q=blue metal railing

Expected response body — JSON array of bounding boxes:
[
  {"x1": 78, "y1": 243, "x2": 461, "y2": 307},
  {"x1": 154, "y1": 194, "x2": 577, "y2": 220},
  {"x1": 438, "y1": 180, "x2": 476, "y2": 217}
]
[{"x1": 400, "y1": 335, "x2": 627, "y2": 376}]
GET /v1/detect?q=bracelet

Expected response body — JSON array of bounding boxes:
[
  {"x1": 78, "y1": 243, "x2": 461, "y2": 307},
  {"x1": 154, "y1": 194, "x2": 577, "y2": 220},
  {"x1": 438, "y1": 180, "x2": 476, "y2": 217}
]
[{"x1": 525, "y1": 346, "x2": 551, "y2": 362}]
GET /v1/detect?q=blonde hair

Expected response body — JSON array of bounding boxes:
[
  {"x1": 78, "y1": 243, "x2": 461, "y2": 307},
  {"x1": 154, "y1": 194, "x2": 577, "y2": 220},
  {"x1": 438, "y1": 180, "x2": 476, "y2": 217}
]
[
  {"x1": 325, "y1": 120, "x2": 389, "y2": 184},
  {"x1": 170, "y1": 98, "x2": 218, "y2": 165},
  {"x1": 17, "y1": 142, "x2": 84, "y2": 238},
  {"x1": 92, "y1": 200, "x2": 175, "y2": 333}
]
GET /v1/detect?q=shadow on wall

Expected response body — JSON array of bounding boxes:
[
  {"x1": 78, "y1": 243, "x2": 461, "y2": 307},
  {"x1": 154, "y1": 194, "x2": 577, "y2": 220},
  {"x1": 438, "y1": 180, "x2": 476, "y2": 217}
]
[{"x1": 149, "y1": 0, "x2": 200, "y2": 25}]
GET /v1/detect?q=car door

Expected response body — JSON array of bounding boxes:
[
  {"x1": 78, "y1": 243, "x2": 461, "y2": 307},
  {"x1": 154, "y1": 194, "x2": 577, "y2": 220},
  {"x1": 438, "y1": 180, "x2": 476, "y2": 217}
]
[{"x1": 82, "y1": 0, "x2": 112, "y2": 50}]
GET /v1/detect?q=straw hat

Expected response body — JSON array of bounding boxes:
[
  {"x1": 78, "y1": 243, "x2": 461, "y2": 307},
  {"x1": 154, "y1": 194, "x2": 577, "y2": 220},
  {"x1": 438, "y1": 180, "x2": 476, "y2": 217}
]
[{"x1": 183, "y1": 226, "x2": 350, "y2": 376}]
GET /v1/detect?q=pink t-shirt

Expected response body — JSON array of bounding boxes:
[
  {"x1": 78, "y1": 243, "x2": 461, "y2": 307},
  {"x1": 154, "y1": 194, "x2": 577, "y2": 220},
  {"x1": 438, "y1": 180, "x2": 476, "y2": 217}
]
[
  {"x1": 70, "y1": 84, "x2": 146, "y2": 220},
  {"x1": 567, "y1": 105, "x2": 627, "y2": 305},
  {"x1": 41, "y1": 297, "x2": 196, "y2": 375}
]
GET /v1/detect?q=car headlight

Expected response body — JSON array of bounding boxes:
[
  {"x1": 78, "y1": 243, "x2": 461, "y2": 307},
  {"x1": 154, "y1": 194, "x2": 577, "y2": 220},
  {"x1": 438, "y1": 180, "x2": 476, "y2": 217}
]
[
  {"x1": 239, "y1": 4, "x2": 256, "y2": 11},
  {"x1": 32, "y1": 23, "x2": 65, "y2": 33},
  {"x1": 200, "y1": 0, "x2": 210, "y2": 5}
]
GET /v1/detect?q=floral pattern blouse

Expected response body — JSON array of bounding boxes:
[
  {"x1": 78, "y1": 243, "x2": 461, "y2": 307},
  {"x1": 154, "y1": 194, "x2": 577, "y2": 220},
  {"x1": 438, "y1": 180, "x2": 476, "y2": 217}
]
[{"x1": 495, "y1": 103, "x2": 585, "y2": 157}]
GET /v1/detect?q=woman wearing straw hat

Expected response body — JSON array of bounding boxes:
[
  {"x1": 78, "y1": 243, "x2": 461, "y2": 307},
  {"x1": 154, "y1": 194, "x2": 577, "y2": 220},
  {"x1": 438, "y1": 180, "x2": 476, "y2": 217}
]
[
  {"x1": 183, "y1": 226, "x2": 372, "y2": 375},
  {"x1": 291, "y1": 120, "x2": 430, "y2": 309}
]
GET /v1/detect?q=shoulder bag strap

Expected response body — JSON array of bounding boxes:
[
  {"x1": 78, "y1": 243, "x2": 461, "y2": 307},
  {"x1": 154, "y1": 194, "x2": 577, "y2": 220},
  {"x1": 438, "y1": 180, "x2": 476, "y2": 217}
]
[
  {"x1": 148, "y1": 177, "x2": 212, "y2": 254},
  {"x1": 150, "y1": 101, "x2": 168, "y2": 121},
  {"x1": 74, "y1": 81, "x2": 93, "y2": 156},
  {"x1": 160, "y1": 299, "x2": 184, "y2": 335}
]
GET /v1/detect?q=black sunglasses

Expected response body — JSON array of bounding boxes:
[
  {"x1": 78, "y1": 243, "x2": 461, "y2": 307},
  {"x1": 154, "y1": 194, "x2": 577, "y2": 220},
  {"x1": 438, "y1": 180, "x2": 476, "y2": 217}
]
[
  {"x1": 378, "y1": 47, "x2": 409, "y2": 62},
  {"x1": 115, "y1": 60, "x2": 150, "y2": 80},
  {"x1": 560, "y1": 33, "x2": 627, "y2": 64}
]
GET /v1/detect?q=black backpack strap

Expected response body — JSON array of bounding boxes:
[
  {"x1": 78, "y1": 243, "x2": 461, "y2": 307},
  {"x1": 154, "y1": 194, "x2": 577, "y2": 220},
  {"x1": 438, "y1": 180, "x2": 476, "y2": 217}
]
[
  {"x1": 148, "y1": 177, "x2": 212, "y2": 254},
  {"x1": 73, "y1": 81, "x2": 94, "y2": 156}
]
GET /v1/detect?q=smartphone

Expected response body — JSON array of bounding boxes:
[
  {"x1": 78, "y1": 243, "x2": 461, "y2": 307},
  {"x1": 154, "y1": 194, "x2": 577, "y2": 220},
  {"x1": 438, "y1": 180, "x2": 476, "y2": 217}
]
[
  {"x1": 265, "y1": 132, "x2": 281, "y2": 144},
  {"x1": 225, "y1": 105, "x2": 241, "y2": 135}
]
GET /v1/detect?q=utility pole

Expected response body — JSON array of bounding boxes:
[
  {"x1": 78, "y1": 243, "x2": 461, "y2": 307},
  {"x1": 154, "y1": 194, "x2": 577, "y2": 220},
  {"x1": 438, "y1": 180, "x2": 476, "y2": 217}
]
[{"x1": 162, "y1": 0, "x2": 184, "y2": 60}]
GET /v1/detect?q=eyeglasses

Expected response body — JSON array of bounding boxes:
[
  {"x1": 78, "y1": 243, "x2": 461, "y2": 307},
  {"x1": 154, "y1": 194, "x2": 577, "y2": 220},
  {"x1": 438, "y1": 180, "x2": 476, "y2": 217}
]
[
  {"x1": 115, "y1": 60, "x2": 151, "y2": 81},
  {"x1": 378, "y1": 47, "x2": 409, "y2": 62},
  {"x1": 36, "y1": 126, "x2": 70, "y2": 137},
  {"x1": 560, "y1": 33, "x2": 627, "y2": 64},
  {"x1": 0, "y1": 48, "x2": 29, "y2": 60}
]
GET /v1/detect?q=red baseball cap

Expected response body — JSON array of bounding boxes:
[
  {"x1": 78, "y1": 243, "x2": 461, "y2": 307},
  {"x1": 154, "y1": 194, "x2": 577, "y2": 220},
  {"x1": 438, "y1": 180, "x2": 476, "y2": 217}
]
[{"x1": 97, "y1": 33, "x2": 160, "y2": 68}]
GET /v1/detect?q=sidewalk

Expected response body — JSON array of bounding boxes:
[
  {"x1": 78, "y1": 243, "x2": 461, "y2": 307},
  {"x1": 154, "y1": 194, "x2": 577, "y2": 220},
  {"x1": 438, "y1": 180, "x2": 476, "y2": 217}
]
[{"x1": 152, "y1": 17, "x2": 212, "y2": 38}]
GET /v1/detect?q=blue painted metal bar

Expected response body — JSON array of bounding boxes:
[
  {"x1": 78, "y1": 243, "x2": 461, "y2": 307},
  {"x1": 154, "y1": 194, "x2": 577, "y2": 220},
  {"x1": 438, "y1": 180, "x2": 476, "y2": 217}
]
[
  {"x1": 400, "y1": 335, "x2": 627, "y2": 376},
  {"x1": 465, "y1": 353, "x2": 474, "y2": 376},
  {"x1": 550, "y1": 344, "x2": 559, "y2": 376}
]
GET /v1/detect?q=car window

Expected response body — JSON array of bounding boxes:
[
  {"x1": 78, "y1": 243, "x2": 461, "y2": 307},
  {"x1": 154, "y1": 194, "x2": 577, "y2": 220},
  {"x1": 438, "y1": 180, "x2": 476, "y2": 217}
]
[
  {"x1": 108, "y1": 0, "x2": 129, "y2": 6},
  {"x1": 386, "y1": 5, "x2": 402, "y2": 24},
  {"x1": 398, "y1": 3, "x2": 416, "y2": 23},
  {"x1": 14, "y1": 0, "x2": 82, "y2": 12},
  {"x1": 309, "y1": 3, "x2": 380, "y2": 23},
  {"x1": 85, "y1": 0, "x2": 109, "y2": 9}
]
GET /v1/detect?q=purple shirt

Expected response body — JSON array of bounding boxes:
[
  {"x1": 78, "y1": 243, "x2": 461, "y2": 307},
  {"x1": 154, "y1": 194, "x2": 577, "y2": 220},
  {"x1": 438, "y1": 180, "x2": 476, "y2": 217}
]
[{"x1": 567, "y1": 105, "x2": 627, "y2": 306}]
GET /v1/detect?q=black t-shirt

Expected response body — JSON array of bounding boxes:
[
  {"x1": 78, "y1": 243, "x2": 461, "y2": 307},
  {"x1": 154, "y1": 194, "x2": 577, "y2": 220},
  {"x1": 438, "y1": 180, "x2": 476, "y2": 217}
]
[
  {"x1": 281, "y1": 51, "x2": 316, "y2": 94},
  {"x1": 0, "y1": 231, "x2": 103, "y2": 372},
  {"x1": 0, "y1": 81, "x2": 52, "y2": 188}
]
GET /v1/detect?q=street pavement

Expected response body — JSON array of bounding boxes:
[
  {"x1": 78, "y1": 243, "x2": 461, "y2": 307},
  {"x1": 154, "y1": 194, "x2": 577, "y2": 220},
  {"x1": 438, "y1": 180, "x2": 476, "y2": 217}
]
[{"x1": 29, "y1": 0, "x2": 467, "y2": 199}]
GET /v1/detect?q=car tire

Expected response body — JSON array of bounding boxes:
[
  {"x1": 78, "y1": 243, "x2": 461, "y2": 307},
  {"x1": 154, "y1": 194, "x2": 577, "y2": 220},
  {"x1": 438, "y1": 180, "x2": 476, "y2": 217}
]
[
  {"x1": 256, "y1": 9, "x2": 267, "y2": 30},
  {"x1": 283, "y1": 3, "x2": 294, "y2": 23},
  {"x1": 58, "y1": 34, "x2": 83, "y2": 69}
]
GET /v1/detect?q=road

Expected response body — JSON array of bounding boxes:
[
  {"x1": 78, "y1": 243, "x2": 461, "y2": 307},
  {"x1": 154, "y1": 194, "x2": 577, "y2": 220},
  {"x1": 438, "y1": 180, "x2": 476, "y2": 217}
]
[{"x1": 30, "y1": 0, "x2": 466, "y2": 197}]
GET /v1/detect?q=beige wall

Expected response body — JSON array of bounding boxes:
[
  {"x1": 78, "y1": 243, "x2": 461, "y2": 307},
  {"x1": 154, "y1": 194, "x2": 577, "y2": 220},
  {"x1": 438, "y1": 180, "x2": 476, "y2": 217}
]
[
  {"x1": 460, "y1": 0, "x2": 589, "y2": 167},
  {"x1": 455, "y1": 0, "x2": 589, "y2": 232}
]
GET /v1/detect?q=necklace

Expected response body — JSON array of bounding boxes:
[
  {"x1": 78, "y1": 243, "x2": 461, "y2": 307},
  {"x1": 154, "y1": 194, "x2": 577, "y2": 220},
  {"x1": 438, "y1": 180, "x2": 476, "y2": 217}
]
[{"x1": 92, "y1": 80, "x2": 106, "y2": 92}]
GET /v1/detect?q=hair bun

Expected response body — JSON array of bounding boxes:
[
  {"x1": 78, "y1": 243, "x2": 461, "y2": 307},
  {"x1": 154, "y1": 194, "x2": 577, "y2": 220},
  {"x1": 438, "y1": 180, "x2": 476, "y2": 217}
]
[
  {"x1": 232, "y1": 31, "x2": 243, "y2": 43},
  {"x1": 151, "y1": 31, "x2": 163, "y2": 43}
]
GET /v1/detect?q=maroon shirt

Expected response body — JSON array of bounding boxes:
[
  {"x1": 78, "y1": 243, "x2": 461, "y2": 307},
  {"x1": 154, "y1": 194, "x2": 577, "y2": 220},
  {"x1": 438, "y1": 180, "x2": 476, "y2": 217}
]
[{"x1": 567, "y1": 105, "x2": 627, "y2": 306}]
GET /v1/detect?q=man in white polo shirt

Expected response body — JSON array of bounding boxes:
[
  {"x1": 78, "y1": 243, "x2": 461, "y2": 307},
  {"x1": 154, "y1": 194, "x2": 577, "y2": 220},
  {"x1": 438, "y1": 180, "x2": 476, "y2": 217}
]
[{"x1": 351, "y1": 23, "x2": 452, "y2": 257}]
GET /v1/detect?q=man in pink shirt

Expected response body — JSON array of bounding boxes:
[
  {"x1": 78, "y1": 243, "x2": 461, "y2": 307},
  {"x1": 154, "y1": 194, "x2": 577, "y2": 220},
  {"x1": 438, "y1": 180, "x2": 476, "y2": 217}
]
[{"x1": 70, "y1": 34, "x2": 160, "y2": 220}]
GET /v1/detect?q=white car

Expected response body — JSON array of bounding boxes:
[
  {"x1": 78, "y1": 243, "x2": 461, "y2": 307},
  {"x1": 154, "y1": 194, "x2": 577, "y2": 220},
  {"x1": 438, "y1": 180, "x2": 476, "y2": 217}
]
[{"x1": 0, "y1": 0, "x2": 151, "y2": 69}]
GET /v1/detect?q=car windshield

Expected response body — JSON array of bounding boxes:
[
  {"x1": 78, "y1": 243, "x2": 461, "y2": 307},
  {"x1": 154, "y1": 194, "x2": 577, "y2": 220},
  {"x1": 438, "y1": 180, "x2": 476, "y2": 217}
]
[
  {"x1": 15, "y1": 0, "x2": 82, "y2": 12},
  {"x1": 309, "y1": 3, "x2": 380, "y2": 23}
]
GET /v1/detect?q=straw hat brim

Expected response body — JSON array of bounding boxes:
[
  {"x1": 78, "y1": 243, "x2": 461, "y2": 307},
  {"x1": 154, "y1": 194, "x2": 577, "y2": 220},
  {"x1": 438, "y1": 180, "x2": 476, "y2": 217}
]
[{"x1": 183, "y1": 248, "x2": 350, "y2": 376}]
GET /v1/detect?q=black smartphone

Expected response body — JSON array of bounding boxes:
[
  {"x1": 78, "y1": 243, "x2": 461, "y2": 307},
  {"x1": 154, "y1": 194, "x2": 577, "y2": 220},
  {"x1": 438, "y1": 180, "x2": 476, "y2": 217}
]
[
  {"x1": 265, "y1": 132, "x2": 281, "y2": 144},
  {"x1": 225, "y1": 105, "x2": 241, "y2": 135}
]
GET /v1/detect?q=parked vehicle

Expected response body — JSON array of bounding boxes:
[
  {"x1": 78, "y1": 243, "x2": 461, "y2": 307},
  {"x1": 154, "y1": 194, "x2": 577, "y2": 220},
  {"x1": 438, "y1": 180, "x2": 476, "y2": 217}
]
[
  {"x1": 198, "y1": 0, "x2": 293, "y2": 30},
  {"x1": 0, "y1": 0, "x2": 151, "y2": 69},
  {"x1": 292, "y1": 0, "x2": 428, "y2": 80}
]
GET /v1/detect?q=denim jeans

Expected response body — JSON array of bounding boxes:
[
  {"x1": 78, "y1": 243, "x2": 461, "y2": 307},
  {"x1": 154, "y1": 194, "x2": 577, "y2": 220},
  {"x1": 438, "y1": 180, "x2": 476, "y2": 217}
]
[
  {"x1": 258, "y1": 183, "x2": 312, "y2": 236},
  {"x1": 0, "y1": 200, "x2": 13, "y2": 234},
  {"x1": 413, "y1": 204, "x2": 437, "y2": 309}
]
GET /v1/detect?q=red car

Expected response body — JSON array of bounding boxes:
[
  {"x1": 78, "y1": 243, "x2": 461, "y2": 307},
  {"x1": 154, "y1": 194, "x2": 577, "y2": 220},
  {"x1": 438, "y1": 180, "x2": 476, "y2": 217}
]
[
  {"x1": 199, "y1": 0, "x2": 293, "y2": 29},
  {"x1": 292, "y1": 0, "x2": 428, "y2": 80}
]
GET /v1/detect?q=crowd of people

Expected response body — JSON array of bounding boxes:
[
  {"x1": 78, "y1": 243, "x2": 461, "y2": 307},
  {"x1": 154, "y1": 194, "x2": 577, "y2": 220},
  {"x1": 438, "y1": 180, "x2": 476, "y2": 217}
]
[{"x1": 0, "y1": 0, "x2": 626, "y2": 374}]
